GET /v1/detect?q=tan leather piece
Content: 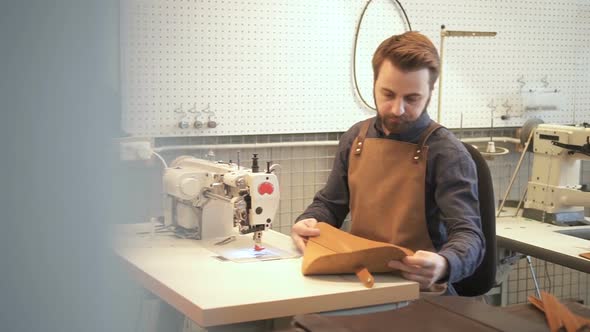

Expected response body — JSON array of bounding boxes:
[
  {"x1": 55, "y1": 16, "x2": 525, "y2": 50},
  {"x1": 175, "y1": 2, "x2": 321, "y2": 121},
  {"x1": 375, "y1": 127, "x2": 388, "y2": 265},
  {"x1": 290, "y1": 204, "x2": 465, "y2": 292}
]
[
  {"x1": 355, "y1": 267, "x2": 374, "y2": 288},
  {"x1": 557, "y1": 301, "x2": 584, "y2": 332},
  {"x1": 301, "y1": 222, "x2": 414, "y2": 275},
  {"x1": 542, "y1": 291, "x2": 565, "y2": 332},
  {"x1": 528, "y1": 294, "x2": 545, "y2": 313},
  {"x1": 529, "y1": 292, "x2": 590, "y2": 332},
  {"x1": 580, "y1": 252, "x2": 590, "y2": 260}
]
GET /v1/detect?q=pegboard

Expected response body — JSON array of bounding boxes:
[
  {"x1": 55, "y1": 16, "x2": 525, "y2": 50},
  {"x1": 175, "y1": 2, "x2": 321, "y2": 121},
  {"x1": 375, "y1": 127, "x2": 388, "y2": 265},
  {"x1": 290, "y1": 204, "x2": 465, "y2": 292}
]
[{"x1": 121, "y1": 0, "x2": 590, "y2": 137}]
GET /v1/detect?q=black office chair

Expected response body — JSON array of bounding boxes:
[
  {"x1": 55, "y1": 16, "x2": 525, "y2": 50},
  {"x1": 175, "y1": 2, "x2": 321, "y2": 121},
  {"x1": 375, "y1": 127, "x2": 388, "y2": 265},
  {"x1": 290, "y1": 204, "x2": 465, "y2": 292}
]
[{"x1": 452, "y1": 143, "x2": 497, "y2": 297}]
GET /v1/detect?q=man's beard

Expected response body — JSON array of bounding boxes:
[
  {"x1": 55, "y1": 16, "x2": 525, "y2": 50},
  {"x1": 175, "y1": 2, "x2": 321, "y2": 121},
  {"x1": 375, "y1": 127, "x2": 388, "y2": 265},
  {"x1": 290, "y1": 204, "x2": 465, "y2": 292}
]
[
  {"x1": 378, "y1": 105, "x2": 428, "y2": 134},
  {"x1": 374, "y1": 95, "x2": 431, "y2": 135},
  {"x1": 379, "y1": 113, "x2": 413, "y2": 134}
]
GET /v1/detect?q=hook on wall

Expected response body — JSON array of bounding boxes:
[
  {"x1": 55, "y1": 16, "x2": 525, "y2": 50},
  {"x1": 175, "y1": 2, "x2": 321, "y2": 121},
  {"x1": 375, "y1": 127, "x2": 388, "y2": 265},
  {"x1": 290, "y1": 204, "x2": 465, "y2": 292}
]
[
  {"x1": 500, "y1": 100, "x2": 513, "y2": 120},
  {"x1": 173, "y1": 103, "x2": 193, "y2": 129},
  {"x1": 516, "y1": 76, "x2": 526, "y2": 92},
  {"x1": 186, "y1": 103, "x2": 198, "y2": 114},
  {"x1": 173, "y1": 103, "x2": 185, "y2": 114},
  {"x1": 187, "y1": 103, "x2": 205, "y2": 129},
  {"x1": 487, "y1": 99, "x2": 497, "y2": 112},
  {"x1": 201, "y1": 103, "x2": 217, "y2": 128},
  {"x1": 540, "y1": 76, "x2": 549, "y2": 88},
  {"x1": 201, "y1": 103, "x2": 211, "y2": 114}
]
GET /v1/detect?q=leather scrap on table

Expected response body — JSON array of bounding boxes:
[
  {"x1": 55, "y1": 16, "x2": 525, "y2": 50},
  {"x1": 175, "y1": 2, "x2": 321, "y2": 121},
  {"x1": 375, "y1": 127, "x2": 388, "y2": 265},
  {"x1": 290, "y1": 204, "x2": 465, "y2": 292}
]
[{"x1": 528, "y1": 291, "x2": 590, "y2": 332}]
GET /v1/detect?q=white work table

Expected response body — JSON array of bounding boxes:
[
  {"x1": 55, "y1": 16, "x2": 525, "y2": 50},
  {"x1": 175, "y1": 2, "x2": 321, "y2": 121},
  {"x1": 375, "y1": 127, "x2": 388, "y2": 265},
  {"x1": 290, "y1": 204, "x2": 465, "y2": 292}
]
[
  {"x1": 496, "y1": 215, "x2": 590, "y2": 273},
  {"x1": 112, "y1": 223, "x2": 418, "y2": 327}
]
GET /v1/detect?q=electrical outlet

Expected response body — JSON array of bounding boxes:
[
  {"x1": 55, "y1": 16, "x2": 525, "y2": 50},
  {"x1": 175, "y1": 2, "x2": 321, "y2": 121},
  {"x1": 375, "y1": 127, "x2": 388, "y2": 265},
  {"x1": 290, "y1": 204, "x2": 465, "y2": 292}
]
[{"x1": 120, "y1": 139, "x2": 153, "y2": 161}]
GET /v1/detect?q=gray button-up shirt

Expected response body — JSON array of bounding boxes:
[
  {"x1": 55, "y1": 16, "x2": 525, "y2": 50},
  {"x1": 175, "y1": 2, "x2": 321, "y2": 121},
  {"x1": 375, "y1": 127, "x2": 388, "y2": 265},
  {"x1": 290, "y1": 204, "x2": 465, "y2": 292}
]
[{"x1": 297, "y1": 111, "x2": 485, "y2": 287}]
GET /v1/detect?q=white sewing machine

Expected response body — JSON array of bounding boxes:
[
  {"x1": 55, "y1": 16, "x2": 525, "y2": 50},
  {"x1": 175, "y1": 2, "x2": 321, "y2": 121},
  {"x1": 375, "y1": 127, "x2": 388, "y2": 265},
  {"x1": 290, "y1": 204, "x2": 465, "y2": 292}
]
[
  {"x1": 523, "y1": 123, "x2": 590, "y2": 225},
  {"x1": 163, "y1": 154, "x2": 280, "y2": 250}
]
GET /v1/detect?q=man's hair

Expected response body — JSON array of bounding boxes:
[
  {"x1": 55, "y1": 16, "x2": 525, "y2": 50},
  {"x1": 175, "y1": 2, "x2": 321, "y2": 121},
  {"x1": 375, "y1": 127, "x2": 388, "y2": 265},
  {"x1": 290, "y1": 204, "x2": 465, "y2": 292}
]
[{"x1": 372, "y1": 31, "x2": 440, "y2": 89}]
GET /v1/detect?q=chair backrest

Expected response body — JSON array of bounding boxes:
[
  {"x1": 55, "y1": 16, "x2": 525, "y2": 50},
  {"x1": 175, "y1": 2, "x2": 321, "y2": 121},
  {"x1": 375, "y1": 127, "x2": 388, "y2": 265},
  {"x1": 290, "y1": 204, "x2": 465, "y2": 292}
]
[{"x1": 452, "y1": 142, "x2": 497, "y2": 297}]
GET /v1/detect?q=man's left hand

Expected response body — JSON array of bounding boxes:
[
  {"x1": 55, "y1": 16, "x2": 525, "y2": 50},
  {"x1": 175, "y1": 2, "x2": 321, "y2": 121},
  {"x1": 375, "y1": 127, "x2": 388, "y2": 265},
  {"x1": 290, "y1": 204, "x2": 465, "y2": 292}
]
[{"x1": 387, "y1": 250, "x2": 449, "y2": 290}]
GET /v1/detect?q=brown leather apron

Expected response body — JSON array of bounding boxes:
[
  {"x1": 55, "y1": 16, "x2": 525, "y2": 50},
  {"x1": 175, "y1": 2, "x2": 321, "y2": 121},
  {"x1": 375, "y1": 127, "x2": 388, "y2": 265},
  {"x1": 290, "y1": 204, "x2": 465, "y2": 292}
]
[
  {"x1": 348, "y1": 119, "x2": 447, "y2": 294},
  {"x1": 348, "y1": 119, "x2": 441, "y2": 252}
]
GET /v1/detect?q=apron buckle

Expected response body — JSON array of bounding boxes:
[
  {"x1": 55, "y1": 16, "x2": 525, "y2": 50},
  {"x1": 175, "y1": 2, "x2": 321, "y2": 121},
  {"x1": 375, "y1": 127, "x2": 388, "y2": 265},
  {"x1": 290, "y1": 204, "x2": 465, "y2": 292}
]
[
  {"x1": 413, "y1": 148, "x2": 422, "y2": 162},
  {"x1": 354, "y1": 140, "x2": 364, "y2": 155}
]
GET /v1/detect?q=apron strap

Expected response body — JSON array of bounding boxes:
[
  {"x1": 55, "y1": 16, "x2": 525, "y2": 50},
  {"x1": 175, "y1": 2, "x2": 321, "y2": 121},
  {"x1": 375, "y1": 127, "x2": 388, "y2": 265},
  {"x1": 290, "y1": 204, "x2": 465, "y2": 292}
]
[
  {"x1": 353, "y1": 118, "x2": 372, "y2": 156},
  {"x1": 413, "y1": 121, "x2": 443, "y2": 162}
]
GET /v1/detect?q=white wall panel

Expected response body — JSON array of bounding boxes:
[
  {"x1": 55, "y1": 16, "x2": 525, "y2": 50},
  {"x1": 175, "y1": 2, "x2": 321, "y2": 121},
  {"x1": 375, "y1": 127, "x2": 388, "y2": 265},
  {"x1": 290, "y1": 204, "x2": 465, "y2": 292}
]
[{"x1": 122, "y1": 0, "x2": 590, "y2": 137}]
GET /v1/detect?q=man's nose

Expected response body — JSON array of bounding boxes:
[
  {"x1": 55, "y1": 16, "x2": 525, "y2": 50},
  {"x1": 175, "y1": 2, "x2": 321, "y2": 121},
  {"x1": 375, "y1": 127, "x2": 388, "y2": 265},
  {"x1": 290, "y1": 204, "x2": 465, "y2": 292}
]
[{"x1": 390, "y1": 98, "x2": 405, "y2": 116}]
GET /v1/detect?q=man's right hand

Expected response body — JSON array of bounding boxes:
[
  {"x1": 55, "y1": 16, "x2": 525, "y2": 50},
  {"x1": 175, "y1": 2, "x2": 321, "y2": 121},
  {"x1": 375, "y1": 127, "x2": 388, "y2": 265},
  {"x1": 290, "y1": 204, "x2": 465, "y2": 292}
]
[{"x1": 291, "y1": 218, "x2": 320, "y2": 253}]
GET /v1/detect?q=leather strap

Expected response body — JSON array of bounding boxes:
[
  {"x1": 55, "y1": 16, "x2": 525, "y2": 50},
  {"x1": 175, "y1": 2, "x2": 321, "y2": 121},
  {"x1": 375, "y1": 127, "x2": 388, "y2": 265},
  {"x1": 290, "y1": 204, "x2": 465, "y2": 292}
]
[
  {"x1": 413, "y1": 121, "x2": 442, "y2": 163},
  {"x1": 353, "y1": 119, "x2": 372, "y2": 156},
  {"x1": 354, "y1": 119, "x2": 443, "y2": 161},
  {"x1": 355, "y1": 267, "x2": 374, "y2": 288}
]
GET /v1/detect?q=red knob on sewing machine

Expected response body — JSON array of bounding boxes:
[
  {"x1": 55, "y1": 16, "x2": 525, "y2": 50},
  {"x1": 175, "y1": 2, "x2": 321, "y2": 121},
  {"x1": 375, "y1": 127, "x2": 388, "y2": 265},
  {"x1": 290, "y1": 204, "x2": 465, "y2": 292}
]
[{"x1": 258, "y1": 182, "x2": 274, "y2": 195}]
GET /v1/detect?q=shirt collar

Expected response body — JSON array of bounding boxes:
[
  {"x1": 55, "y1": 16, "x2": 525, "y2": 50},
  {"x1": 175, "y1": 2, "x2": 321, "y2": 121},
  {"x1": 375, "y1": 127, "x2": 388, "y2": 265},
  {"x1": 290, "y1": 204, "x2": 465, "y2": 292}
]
[{"x1": 374, "y1": 111, "x2": 432, "y2": 142}]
